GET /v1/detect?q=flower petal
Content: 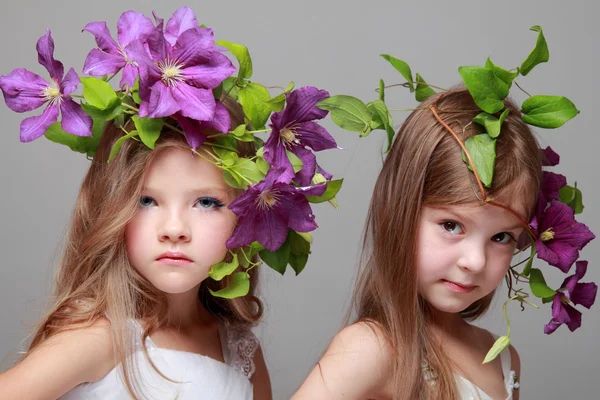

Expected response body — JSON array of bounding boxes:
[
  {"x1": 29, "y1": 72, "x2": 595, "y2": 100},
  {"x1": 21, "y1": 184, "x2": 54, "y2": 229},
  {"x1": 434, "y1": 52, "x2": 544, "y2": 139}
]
[
  {"x1": 226, "y1": 211, "x2": 257, "y2": 250},
  {"x1": 282, "y1": 192, "x2": 318, "y2": 233},
  {"x1": 83, "y1": 22, "x2": 119, "y2": 54},
  {"x1": 120, "y1": 63, "x2": 139, "y2": 89},
  {"x1": 292, "y1": 146, "x2": 316, "y2": 186},
  {"x1": 263, "y1": 132, "x2": 295, "y2": 184},
  {"x1": 173, "y1": 114, "x2": 208, "y2": 150},
  {"x1": 60, "y1": 98, "x2": 93, "y2": 137},
  {"x1": 571, "y1": 282, "x2": 598, "y2": 309},
  {"x1": 171, "y1": 83, "x2": 215, "y2": 121},
  {"x1": 317, "y1": 163, "x2": 333, "y2": 180},
  {"x1": 165, "y1": 6, "x2": 198, "y2": 45},
  {"x1": 537, "y1": 238, "x2": 579, "y2": 273},
  {"x1": 295, "y1": 121, "x2": 337, "y2": 151},
  {"x1": 117, "y1": 11, "x2": 155, "y2": 47},
  {"x1": 82, "y1": 48, "x2": 126, "y2": 77},
  {"x1": 171, "y1": 27, "x2": 214, "y2": 66},
  {"x1": 255, "y1": 208, "x2": 289, "y2": 252},
  {"x1": 563, "y1": 303, "x2": 582, "y2": 332},
  {"x1": 541, "y1": 171, "x2": 567, "y2": 201},
  {"x1": 60, "y1": 68, "x2": 80, "y2": 97},
  {"x1": 146, "y1": 27, "x2": 169, "y2": 62},
  {"x1": 0, "y1": 69, "x2": 48, "y2": 112},
  {"x1": 36, "y1": 30, "x2": 64, "y2": 81},
  {"x1": 182, "y1": 52, "x2": 235, "y2": 89},
  {"x1": 19, "y1": 104, "x2": 59, "y2": 142},
  {"x1": 279, "y1": 86, "x2": 329, "y2": 126},
  {"x1": 200, "y1": 101, "x2": 231, "y2": 133},
  {"x1": 146, "y1": 82, "x2": 181, "y2": 118},
  {"x1": 541, "y1": 146, "x2": 560, "y2": 167}
]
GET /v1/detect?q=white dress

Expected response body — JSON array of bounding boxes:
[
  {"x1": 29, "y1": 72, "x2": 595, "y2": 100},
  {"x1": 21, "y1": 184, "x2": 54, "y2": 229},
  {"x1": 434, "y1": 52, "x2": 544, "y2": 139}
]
[{"x1": 60, "y1": 320, "x2": 258, "y2": 400}]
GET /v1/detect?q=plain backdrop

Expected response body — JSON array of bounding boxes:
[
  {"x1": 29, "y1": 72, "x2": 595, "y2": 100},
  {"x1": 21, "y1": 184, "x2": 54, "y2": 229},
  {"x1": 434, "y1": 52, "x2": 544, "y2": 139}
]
[{"x1": 0, "y1": 1, "x2": 598, "y2": 399}]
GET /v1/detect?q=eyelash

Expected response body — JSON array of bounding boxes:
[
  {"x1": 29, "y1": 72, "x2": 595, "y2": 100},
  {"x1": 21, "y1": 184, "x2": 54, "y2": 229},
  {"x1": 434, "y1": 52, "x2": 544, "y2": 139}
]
[
  {"x1": 138, "y1": 196, "x2": 225, "y2": 210},
  {"x1": 439, "y1": 220, "x2": 516, "y2": 244}
]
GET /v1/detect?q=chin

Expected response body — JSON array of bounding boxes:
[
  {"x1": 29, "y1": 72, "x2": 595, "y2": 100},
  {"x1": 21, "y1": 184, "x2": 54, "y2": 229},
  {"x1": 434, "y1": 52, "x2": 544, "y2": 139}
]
[{"x1": 148, "y1": 273, "x2": 208, "y2": 295}]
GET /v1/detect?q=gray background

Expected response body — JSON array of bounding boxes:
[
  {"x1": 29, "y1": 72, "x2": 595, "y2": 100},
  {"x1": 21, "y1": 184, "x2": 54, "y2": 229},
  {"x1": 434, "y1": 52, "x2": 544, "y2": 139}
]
[{"x1": 0, "y1": 0, "x2": 598, "y2": 399}]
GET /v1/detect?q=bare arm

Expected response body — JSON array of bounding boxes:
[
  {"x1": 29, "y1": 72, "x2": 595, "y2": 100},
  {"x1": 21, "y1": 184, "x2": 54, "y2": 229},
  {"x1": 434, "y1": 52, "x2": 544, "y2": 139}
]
[
  {"x1": 291, "y1": 322, "x2": 393, "y2": 400},
  {"x1": 251, "y1": 345, "x2": 272, "y2": 400},
  {"x1": 509, "y1": 345, "x2": 521, "y2": 400},
  {"x1": 0, "y1": 319, "x2": 115, "y2": 400}
]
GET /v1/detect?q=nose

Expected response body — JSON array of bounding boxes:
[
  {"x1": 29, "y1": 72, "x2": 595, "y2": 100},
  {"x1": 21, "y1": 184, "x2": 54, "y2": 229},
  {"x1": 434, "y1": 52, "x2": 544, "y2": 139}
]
[
  {"x1": 159, "y1": 210, "x2": 191, "y2": 243},
  {"x1": 456, "y1": 240, "x2": 486, "y2": 273}
]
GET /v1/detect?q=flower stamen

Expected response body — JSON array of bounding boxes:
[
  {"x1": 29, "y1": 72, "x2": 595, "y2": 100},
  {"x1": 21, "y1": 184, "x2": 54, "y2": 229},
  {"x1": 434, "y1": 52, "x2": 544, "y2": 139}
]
[
  {"x1": 540, "y1": 228, "x2": 555, "y2": 242},
  {"x1": 256, "y1": 189, "x2": 281, "y2": 210},
  {"x1": 280, "y1": 123, "x2": 302, "y2": 148},
  {"x1": 42, "y1": 80, "x2": 62, "y2": 106},
  {"x1": 158, "y1": 58, "x2": 185, "y2": 87}
]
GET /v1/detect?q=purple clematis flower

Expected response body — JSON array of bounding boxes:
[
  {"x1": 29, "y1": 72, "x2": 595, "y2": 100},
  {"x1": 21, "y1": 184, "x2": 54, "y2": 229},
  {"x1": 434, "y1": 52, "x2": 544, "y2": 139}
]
[
  {"x1": 173, "y1": 101, "x2": 231, "y2": 149},
  {"x1": 532, "y1": 200, "x2": 595, "y2": 272},
  {"x1": 263, "y1": 86, "x2": 337, "y2": 186},
  {"x1": 127, "y1": 21, "x2": 235, "y2": 121},
  {"x1": 544, "y1": 260, "x2": 597, "y2": 334},
  {"x1": 0, "y1": 30, "x2": 92, "y2": 142},
  {"x1": 541, "y1": 171, "x2": 567, "y2": 202},
  {"x1": 226, "y1": 170, "x2": 326, "y2": 252},
  {"x1": 82, "y1": 10, "x2": 155, "y2": 88},
  {"x1": 540, "y1": 146, "x2": 560, "y2": 167}
]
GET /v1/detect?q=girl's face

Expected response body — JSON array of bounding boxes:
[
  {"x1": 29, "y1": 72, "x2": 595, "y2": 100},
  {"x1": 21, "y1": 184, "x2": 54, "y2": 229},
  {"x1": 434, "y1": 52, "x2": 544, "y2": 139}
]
[
  {"x1": 125, "y1": 147, "x2": 238, "y2": 295},
  {"x1": 416, "y1": 201, "x2": 527, "y2": 314}
]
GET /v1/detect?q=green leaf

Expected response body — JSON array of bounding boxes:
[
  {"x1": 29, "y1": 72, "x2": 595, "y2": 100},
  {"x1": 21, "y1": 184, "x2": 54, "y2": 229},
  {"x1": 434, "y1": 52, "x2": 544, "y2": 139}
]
[
  {"x1": 520, "y1": 25, "x2": 550, "y2": 76},
  {"x1": 287, "y1": 150, "x2": 303, "y2": 173},
  {"x1": 464, "y1": 134, "x2": 497, "y2": 187},
  {"x1": 296, "y1": 232, "x2": 313, "y2": 243},
  {"x1": 289, "y1": 253, "x2": 309, "y2": 275},
  {"x1": 223, "y1": 170, "x2": 245, "y2": 189},
  {"x1": 81, "y1": 97, "x2": 122, "y2": 121},
  {"x1": 317, "y1": 95, "x2": 372, "y2": 134},
  {"x1": 222, "y1": 77, "x2": 240, "y2": 100},
  {"x1": 367, "y1": 99, "x2": 395, "y2": 146},
  {"x1": 483, "y1": 336, "x2": 510, "y2": 364},
  {"x1": 559, "y1": 184, "x2": 584, "y2": 214},
  {"x1": 208, "y1": 254, "x2": 239, "y2": 281},
  {"x1": 86, "y1": 118, "x2": 106, "y2": 157},
  {"x1": 458, "y1": 66, "x2": 510, "y2": 114},
  {"x1": 521, "y1": 95, "x2": 579, "y2": 129},
  {"x1": 485, "y1": 58, "x2": 519, "y2": 88},
  {"x1": 239, "y1": 82, "x2": 271, "y2": 129},
  {"x1": 380, "y1": 54, "x2": 414, "y2": 92},
  {"x1": 108, "y1": 130, "x2": 139, "y2": 162},
  {"x1": 259, "y1": 237, "x2": 291, "y2": 275},
  {"x1": 209, "y1": 272, "x2": 250, "y2": 299},
  {"x1": 378, "y1": 79, "x2": 385, "y2": 101},
  {"x1": 132, "y1": 115, "x2": 163, "y2": 150},
  {"x1": 255, "y1": 156, "x2": 270, "y2": 175},
  {"x1": 216, "y1": 40, "x2": 253, "y2": 81},
  {"x1": 234, "y1": 158, "x2": 265, "y2": 184},
  {"x1": 265, "y1": 81, "x2": 295, "y2": 112},
  {"x1": 80, "y1": 77, "x2": 118, "y2": 110},
  {"x1": 529, "y1": 268, "x2": 557, "y2": 298},
  {"x1": 307, "y1": 179, "x2": 343, "y2": 203},
  {"x1": 472, "y1": 109, "x2": 510, "y2": 138},
  {"x1": 522, "y1": 243, "x2": 536, "y2": 276},
  {"x1": 289, "y1": 230, "x2": 311, "y2": 275},
  {"x1": 211, "y1": 135, "x2": 238, "y2": 159},
  {"x1": 131, "y1": 77, "x2": 142, "y2": 104},
  {"x1": 415, "y1": 73, "x2": 436, "y2": 102},
  {"x1": 44, "y1": 119, "x2": 105, "y2": 156}
]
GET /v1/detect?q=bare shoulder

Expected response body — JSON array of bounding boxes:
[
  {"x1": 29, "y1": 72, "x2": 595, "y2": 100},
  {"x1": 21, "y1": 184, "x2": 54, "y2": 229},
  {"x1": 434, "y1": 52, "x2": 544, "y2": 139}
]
[
  {"x1": 292, "y1": 321, "x2": 394, "y2": 400},
  {"x1": 251, "y1": 344, "x2": 272, "y2": 400},
  {"x1": 0, "y1": 318, "x2": 116, "y2": 400},
  {"x1": 508, "y1": 344, "x2": 521, "y2": 400}
]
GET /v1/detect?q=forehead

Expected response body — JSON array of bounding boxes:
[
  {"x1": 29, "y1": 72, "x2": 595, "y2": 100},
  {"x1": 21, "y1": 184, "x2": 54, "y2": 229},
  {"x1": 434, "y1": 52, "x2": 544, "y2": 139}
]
[{"x1": 143, "y1": 147, "x2": 231, "y2": 193}]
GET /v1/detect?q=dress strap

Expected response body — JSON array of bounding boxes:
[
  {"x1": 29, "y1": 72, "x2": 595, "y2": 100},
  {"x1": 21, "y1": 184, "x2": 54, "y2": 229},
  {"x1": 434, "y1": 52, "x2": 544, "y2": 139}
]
[
  {"x1": 221, "y1": 322, "x2": 259, "y2": 379},
  {"x1": 499, "y1": 345, "x2": 512, "y2": 380}
]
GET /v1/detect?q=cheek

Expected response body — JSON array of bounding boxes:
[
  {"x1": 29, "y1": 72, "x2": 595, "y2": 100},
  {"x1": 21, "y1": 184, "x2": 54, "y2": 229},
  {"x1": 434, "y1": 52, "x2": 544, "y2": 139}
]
[{"x1": 124, "y1": 217, "x2": 150, "y2": 267}]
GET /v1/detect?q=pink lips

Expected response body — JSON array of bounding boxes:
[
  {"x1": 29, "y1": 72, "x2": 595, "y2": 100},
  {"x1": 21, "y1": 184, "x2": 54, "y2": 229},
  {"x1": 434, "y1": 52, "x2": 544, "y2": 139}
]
[
  {"x1": 443, "y1": 279, "x2": 476, "y2": 294},
  {"x1": 156, "y1": 251, "x2": 193, "y2": 266}
]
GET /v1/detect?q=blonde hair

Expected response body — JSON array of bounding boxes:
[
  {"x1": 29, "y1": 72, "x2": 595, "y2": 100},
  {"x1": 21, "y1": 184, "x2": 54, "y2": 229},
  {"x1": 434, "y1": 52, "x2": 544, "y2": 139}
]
[
  {"x1": 352, "y1": 87, "x2": 542, "y2": 399},
  {"x1": 22, "y1": 97, "x2": 262, "y2": 398}
]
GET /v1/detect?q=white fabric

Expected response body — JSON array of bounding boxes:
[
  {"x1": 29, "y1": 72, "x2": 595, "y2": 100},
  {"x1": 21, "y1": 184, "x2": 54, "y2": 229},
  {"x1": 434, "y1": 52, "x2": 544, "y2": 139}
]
[
  {"x1": 60, "y1": 319, "x2": 258, "y2": 400},
  {"x1": 455, "y1": 347, "x2": 516, "y2": 400}
]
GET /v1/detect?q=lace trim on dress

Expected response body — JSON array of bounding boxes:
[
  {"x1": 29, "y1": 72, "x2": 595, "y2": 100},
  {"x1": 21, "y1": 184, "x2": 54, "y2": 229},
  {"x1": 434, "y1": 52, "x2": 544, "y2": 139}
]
[{"x1": 226, "y1": 323, "x2": 259, "y2": 379}]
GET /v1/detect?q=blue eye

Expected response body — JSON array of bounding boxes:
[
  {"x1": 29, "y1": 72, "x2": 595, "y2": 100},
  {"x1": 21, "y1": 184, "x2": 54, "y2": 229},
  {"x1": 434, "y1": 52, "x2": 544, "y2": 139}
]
[
  {"x1": 492, "y1": 232, "x2": 514, "y2": 244},
  {"x1": 195, "y1": 197, "x2": 225, "y2": 210},
  {"x1": 139, "y1": 196, "x2": 157, "y2": 207},
  {"x1": 441, "y1": 221, "x2": 464, "y2": 235}
]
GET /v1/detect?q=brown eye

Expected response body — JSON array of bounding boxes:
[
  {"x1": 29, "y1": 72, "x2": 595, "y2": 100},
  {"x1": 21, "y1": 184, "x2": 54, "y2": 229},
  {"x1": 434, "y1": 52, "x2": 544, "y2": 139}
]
[
  {"x1": 441, "y1": 221, "x2": 463, "y2": 235},
  {"x1": 492, "y1": 232, "x2": 513, "y2": 244}
]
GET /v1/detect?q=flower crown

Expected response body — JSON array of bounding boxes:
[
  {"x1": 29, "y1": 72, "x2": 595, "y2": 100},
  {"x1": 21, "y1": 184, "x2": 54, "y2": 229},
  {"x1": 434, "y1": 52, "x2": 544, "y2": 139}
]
[
  {"x1": 0, "y1": 7, "x2": 359, "y2": 299},
  {"x1": 317, "y1": 26, "x2": 596, "y2": 362}
]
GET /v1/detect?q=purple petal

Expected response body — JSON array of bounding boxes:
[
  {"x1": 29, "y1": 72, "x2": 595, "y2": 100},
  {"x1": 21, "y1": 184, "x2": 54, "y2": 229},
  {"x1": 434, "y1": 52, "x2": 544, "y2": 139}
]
[
  {"x1": 263, "y1": 133, "x2": 295, "y2": 184},
  {"x1": 146, "y1": 27, "x2": 169, "y2": 62},
  {"x1": 292, "y1": 146, "x2": 317, "y2": 186},
  {"x1": 125, "y1": 40, "x2": 160, "y2": 100},
  {"x1": 20, "y1": 104, "x2": 59, "y2": 142},
  {"x1": 60, "y1": 98, "x2": 93, "y2": 137},
  {"x1": 295, "y1": 121, "x2": 337, "y2": 151},
  {"x1": 171, "y1": 28, "x2": 214, "y2": 66},
  {"x1": 171, "y1": 84, "x2": 215, "y2": 121},
  {"x1": 290, "y1": 182, "x2": 327, "y2": 197},
  {"x1": 152, "y1": 11, "x2": 164, "y2": 30},
  {"x1": 537, "y1": 238, "x2": 579, "y2": 273},
  {"x1": 571, "y1": 282, "x2": 598, "y2": 309},
  {"x1": 182, "y1": 52, "x2": 235, "y2": 89},
  {"x1": 117, "y1": 11, "x2": 155, "y2": 47},
  {"x1": 541, "y1": 146, "x2": 560, "y2": 167},
  {"x1": 83, "y1": 22, "x2": 119, "y2": 54},
  {"x1": 0, "y1": 69, "x2": 48, "y2": 112},
  {"x1": 255, "y1": 208, "x2": 289, "y2": 252},
  {"x1": 165, "y1": 6, "x2": 198, "y2": 45},
  {"x1": 281, "y1": 192, "x2": 318, "y2": 233},
  {"x1": 317, "y1": 163, "x2": 333, "y2": 180},
  {"x1": 60, "y1": 68, "x2": 80, "y2": 96},
  {"x1": 556, "y1": 220, "x2": 595, "y2": 250},
  {"x1": 541, "y1": 171, "x2": 567, "y2": 201},
  {"x1": 563, "y1": 303, "x2": 582, "y2": 332},
  {"x1": 173, "y1": 114, "x2": 208, "y2": 149},
  {"x1": 563, "y1": 260, "x2": 588, "y2": 295},
  {"x1": 82, "y1": 48, "x2": 126, "y2": 77},
  {"x1": 119, "y1": 63, "x2": 139, "y2": 89},
  {"x1": 200, "y1": 101, "x2": 231, "y2": 133},
  {"x1": 146, "y1": 82, "x2": 181, "y2": 118},
  {"x1": 226, "y1": 212, "x2": 258, "y2": 250},
  {"x1": 36, "y1": 30, "x2": 64, "y2": 81},
  {"x1": 279, "y1": 86, "x2": 329, "y2": 126},
  {"x1": 544, "y1": 319, "x2": 561, "y2": 335}
]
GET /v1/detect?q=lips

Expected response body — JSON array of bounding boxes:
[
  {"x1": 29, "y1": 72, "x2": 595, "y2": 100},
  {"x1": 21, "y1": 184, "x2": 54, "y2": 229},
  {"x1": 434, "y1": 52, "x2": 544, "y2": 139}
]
[
  {"x1": 156, "y1": 251, "x2": 193, "y2": 265},
  {"x1": 442, "y1": 279, "x2": 476, "y2": 294}
]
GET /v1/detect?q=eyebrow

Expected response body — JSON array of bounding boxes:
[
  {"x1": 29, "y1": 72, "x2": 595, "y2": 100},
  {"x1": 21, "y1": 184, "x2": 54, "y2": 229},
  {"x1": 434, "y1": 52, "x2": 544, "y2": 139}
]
[
  {"x1": 432, "y1": 207, "x2": 526, "y2": 232},
  {"x1": 141, "y1": 186, "x2": 234, "y2": 196}
]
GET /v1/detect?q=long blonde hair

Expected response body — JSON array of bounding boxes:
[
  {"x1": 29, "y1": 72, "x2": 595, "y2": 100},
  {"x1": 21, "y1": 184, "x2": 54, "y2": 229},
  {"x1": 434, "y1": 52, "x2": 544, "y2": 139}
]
[
  {"x1": 352, "y1": 87, "x2": 542, "y2": 399},
  {"x1": 23, "y1": 97, "x2": 262, "y2": 398}
]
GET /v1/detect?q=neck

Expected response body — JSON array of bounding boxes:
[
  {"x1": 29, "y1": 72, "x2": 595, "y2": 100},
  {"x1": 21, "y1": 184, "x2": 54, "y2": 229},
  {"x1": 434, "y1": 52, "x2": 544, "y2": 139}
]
[
  {"x1": 165, "y1": 285, "x2": 213, "y2": 328},
  {"x1": 428, "y1": 309, "x2": 471, "y2": 339}
]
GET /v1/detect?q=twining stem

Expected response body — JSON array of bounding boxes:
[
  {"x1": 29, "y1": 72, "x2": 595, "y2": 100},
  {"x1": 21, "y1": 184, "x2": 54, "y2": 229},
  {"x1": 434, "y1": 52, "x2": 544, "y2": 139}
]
[
  {"x1": 105, "y1": 72, "x2": 118, "y2": 83},
  {"x1": 514, "y1": 81, "x2": 532, "y2": 98},
  {"x1": 381, "y1": 82, "x2": 449, "y2": 91}
]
